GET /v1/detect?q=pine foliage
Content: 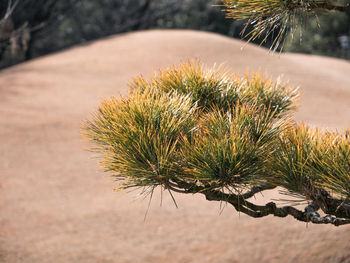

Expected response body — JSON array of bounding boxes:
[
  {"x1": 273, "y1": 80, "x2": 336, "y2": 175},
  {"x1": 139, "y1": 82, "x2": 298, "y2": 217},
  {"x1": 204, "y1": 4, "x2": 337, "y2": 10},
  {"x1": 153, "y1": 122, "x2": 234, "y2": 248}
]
[
  {"x1": 84, "y1": 62, "x2": 296, "y2": 190},
  {"x1": 83, "y1": 62, "x2": 350, "y2": 225}
]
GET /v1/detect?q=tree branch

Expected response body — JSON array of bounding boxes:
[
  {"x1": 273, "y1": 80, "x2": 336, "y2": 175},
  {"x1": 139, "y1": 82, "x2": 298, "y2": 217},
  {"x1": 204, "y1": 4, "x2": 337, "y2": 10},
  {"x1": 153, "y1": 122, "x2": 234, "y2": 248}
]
[
  {"x1": 168, "y1": 179, "x2": 350, "y2": 226},
  {"x1": 312, "y1": 189, "x2": 350, "y2": 219}
]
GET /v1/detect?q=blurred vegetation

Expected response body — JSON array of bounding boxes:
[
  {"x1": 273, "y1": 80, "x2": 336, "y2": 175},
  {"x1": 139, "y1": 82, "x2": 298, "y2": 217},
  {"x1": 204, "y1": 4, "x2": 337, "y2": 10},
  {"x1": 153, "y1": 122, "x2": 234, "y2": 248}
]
[{"x1": 0, "y1": 0, "x2": 349, "y2": 69}]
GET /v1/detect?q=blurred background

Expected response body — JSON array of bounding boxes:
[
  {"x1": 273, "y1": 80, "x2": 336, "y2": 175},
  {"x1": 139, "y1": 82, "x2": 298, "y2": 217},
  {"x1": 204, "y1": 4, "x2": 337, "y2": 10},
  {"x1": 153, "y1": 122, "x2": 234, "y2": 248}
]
[
  {"x1": 1, "y1": 1, "x2": 350, "y2": 263},
  {"x1": 0, "y1": 0, "x2": 350, "y2": 69}
]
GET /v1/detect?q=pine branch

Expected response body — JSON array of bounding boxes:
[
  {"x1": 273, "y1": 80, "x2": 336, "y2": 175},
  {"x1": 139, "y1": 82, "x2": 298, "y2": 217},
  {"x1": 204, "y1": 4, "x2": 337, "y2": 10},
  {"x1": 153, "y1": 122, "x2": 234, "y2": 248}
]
[
  {"x1": 312, "y1": 189, "x2": 350, "y2": 219},
  {"x1": 85, "y1": 62, "x2": 350, "y2": 227},
  {"x1": 168, "y1": 179, "x2": 350, "y2": 226}
]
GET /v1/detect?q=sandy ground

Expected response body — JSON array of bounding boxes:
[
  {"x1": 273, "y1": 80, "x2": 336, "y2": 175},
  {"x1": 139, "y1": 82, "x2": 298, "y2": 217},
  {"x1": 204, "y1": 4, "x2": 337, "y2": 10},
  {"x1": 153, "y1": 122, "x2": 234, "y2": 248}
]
[{"x1": 1, "y1": 30, "x2": 350, "y2": 263}]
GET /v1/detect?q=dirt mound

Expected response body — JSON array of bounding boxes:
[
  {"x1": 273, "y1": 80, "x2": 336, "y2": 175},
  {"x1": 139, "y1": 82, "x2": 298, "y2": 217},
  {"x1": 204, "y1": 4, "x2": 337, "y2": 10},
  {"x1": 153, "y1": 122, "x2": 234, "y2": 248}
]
[{"x1": 1, "y1": 30, "x2": 350, "y2": 263}]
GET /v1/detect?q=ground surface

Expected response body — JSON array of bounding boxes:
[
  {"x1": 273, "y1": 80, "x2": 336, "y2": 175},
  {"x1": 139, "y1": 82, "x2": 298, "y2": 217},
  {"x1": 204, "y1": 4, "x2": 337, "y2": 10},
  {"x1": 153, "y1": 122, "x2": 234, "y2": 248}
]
[{"x1": 1, "y1": 30, "x2": 350, "y2": 263}]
